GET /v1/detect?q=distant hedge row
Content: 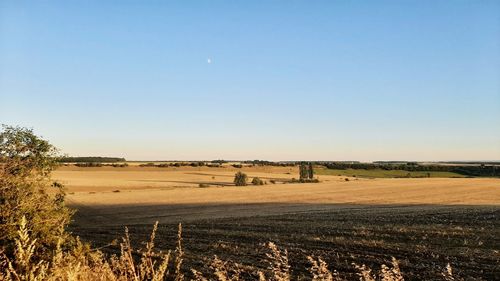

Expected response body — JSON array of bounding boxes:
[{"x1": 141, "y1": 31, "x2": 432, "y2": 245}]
[
  {"x1": 139, "y1": 162, "x2": 222, "y2": 168},
  {"x1": 74, "y1": 162, "x2": 128, "y2": 168},
  {"x1": 322, "y1": 162, "x2": 499, "y2": 177},
  {"x1": 241, "y1": 160, "x2": 295, "y2": 167},
  {"x1": 59, "y1": 157, "x2": 126, "y2": 163}
]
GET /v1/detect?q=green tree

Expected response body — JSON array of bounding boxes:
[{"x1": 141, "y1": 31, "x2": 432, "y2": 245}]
[
  {"x1": 0, "y1": 125, "x2": 73, "y2": 260},
  {"x1": 234, "y1": 171, "x2": 248, "y2": 186},
  {"x1": 299, "y1": 163, "x2": 308, "y2": 180},
  {"x1": 308, "y1": 163, "x2": 314, "y2": 179}
]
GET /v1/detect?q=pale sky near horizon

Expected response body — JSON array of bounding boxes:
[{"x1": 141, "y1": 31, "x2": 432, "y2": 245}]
[{"x1": 1, "y1": 1, "x2": 499, "y2": 161}]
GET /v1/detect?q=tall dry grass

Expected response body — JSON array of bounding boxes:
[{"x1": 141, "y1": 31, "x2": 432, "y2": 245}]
[{"x1": 0, "y1": 217, "x2": 461, "y2": 281}]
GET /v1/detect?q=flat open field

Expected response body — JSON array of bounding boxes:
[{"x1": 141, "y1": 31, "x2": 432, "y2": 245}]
[{"x1": 56, "y1": 166, "x2": 500, "y2": 280}]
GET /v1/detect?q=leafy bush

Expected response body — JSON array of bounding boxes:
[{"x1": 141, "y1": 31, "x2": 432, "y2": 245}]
[
  {"x1": 0, "y1": 125, "x2": 73, "y2": 261},
  {"x1": 234, "y1": 172, "x2": 248, "y2": 186},
  {"x1": 251, "y1": 177, "x2": 264, "y2": 185},
  {"x1": 290, "y1": 178, "x2": 319, "y2": 184}
]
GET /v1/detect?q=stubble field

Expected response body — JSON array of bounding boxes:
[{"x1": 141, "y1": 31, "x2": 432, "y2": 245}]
[{"x1": 55, "y1": 165, "x2": 500, "y2": 280}]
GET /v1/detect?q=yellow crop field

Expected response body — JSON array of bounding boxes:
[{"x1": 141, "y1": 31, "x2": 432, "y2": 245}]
[{"x1": 50, "y1": 165, "x2": 500, "y2": 279}]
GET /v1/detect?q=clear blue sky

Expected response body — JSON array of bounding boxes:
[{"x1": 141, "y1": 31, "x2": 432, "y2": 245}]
[{"x1": 1, "y1": 1, "x2": 499, "y2": 161}]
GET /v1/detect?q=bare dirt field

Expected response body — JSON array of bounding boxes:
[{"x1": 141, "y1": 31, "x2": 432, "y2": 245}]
[{"x1": 55, "y1": 166, "x2": 500, "y2": 280}]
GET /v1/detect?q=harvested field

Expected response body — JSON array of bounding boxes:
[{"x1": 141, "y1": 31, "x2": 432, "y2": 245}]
[
  {"x1": 56, "y1": 166, "x2": 500, "y2": 280},
  {"x1": 71, "y1": 205, "x2": 500, "y2": 280}
]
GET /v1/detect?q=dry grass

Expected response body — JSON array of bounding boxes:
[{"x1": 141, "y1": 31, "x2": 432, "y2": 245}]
[
  {"x1": 0, "y1": 217, "x2": 461, "y2": 281},
  {"x1": 308, "y1": 256, "x2": 336, "y2": 281}
]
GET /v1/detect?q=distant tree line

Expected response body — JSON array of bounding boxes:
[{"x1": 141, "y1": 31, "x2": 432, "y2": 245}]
[
  {"x1": 139, "y1": 162, "x2": 221, "y2": 168},
  {"x1": 323, "y1": 162, "x2": 499, "y2": 177},
  {"x1": 242, "y1": 160, "x2": 295, "y2": 167},
  {"x1": 438, "y1": 161, "x2": 500, "y2": 165},
  {"x1": 59, "y1": 156, "x2": 125, "y2": 163},
  {"x1": 74, "y1": 162, "x2": 128, "y2": 168},
  {"x1": 211, "y1": 159, "x2": 227, "y2": 164}
]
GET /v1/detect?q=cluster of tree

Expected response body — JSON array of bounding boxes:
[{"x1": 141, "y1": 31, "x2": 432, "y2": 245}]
[
  {"x1": 299, "y1": 162, "x2": 314, "y2": 180},
  {"x1": 323, "y1": 162, "x2": 499, "y2": 177},
  {"x1": 294, "y1": 162, "x2": 319, "y2": 183},
  {"x1": 58, "y1": 156, "x2": 125, "y2": 163},
  {"x1": 233, "y1": 172, "x2": 267, "y2": 186},
  {"x1": 452, "y1": 165, "x2": 499, "y2": 177}
]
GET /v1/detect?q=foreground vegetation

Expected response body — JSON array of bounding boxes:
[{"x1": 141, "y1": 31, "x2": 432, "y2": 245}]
[{"x1": 5, "y1": 214, "x2": 468, "y2": 281}]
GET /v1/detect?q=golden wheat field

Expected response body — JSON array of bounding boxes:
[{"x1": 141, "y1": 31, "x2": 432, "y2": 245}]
[
  {"x1": 54, "y1": 165, "x2": 500, "y2": 280},
  {"x1": 56, "y1": 165, "x2": 500, "y2": 220}
]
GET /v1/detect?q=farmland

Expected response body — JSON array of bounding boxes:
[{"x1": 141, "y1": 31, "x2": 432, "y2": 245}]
[{"x1": 54, "y1": 165, "x2": 500, "y2": 280}]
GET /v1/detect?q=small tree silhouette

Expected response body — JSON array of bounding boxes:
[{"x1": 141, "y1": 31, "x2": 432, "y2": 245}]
[
  {"x1": 308, "y1": 163, "x2": 314, "y2": 179},
  {"x1": 299, "y1": 163, "x2": 308, "y2": 180}
]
